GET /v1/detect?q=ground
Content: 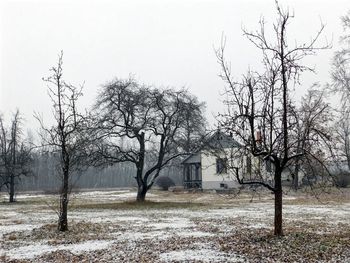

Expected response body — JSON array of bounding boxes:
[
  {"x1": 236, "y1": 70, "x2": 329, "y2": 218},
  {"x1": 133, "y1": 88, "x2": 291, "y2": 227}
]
[{"x1": 0, "y1": 188, "x2": 349, "y2": 262}]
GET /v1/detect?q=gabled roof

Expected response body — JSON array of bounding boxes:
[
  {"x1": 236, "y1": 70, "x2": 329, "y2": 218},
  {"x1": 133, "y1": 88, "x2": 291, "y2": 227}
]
[
  {"x1": 181, "y1": 130, "x2": 241, "y2": 164},
  {"x1": 204, "y1": 130, "x2": 241, "y2": 149},
  {"x1": 182, "y1": 152, "x2": 201, "y2": 164}
]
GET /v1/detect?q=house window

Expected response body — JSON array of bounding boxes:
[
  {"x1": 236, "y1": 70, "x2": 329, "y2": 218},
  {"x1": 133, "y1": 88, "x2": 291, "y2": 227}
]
[
  {"x1": 220, "y1": 183, "x2": 228, "y2": 189},
  {"x1": 216, "y1": 158, "x2": 227, "y2": 174}
]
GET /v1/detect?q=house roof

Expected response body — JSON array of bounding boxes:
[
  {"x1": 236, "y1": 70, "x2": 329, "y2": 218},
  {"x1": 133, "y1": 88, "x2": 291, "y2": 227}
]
[
  {"x1": 181, "y1": 130, "x2": 241, "y2": 164},
  {"x1": 204, "y1": 130, "x2": 241, "y2": 149},
  {"x1": 182, "y1": 152, "x2": 201, "y2": 164}
]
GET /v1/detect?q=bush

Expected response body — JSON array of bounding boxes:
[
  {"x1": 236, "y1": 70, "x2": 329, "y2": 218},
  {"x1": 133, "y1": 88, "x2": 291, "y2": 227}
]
[
  {"x1": 335, "y1": 172, "x2": 350, "y2": 188},
  {"x1": 155, "y1": 176, "x2": 175, "y2": 191},
  {"x1": 301, "y1": 175, "x2": 317, "y2": 186}
]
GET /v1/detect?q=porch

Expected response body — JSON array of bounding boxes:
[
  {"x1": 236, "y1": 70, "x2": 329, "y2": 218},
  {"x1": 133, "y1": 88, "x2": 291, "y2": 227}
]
[{"x1": 183, "y1": 162, "x2": 202, "y2": 189}]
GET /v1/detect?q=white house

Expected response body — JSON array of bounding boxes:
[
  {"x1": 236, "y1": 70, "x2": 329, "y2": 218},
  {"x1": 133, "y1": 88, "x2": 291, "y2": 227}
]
[
  {"x1": 182, "y1": 130, "x2": 305, "y2": 190},
  {"x1": 182, "y1": 130, "x2": 242, "y2": 190}
]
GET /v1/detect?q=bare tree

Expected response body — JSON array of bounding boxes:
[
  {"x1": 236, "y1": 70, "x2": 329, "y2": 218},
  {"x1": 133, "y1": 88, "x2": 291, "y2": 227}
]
[
  {"x1": 296, "y1": 87, "x2": 333, "y2": 187},
  {"x1": 331, "y1": 11, "x2": 350, "y2": 171},
  {"x1": 332, "y1": 11, "x2": 350, "y2": 107},
  {"x1": 334, "y1": 114, "x2": 350, "y2": 169},
  {"x1": 0, "y1": 110, "x2": 33, "y2": 202},
  {"x1": 291, "y1": 85, "x2": 332, "y2": 189},
  {"x1": 35, "y1": 51, "x2": 85, "y2": 231},
  {"x1": 0, "y1": 115, "x2": 10, "y2": 191},
  {"x1": 216, "y1": 3, "x2": 330, "y2": 235},
  {"x1": 91, "y1": 78, "x2": 205, "y2": 201},
  {"x1": 175, "y1": 94, "x2": 206, "y2": 153}
]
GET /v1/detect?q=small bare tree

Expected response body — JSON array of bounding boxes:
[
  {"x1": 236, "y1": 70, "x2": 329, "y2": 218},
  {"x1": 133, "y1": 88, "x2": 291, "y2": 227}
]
[
  {"x1": 216, "y1": 3, "x2": 330, "y2": 235},
  {"x1": 35, "y1": 51, "x2": 84, "y2": 231},
  {"x1": 0, "y1": 110, "x2": 33, "y2": 202},
  {"x1": 91, "y1": 78, "x2": 205, "y2": 201}
]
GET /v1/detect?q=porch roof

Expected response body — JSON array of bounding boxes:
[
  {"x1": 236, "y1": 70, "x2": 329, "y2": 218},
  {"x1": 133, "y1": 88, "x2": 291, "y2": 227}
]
[{"x1": 182, "y1": 152, "x2": 201, "y2": 164}]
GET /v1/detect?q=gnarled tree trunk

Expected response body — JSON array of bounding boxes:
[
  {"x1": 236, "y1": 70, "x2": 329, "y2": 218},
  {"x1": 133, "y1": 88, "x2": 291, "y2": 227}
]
[
  {"x1": 136, "y1": 184, "x2": 148, "y2": 202},
  {"x1": 274, "y1": 169, "x2": 283, "y2": 236},
  {"x1": 58, "y1": 167, "x2": 69, "y2": 231}
]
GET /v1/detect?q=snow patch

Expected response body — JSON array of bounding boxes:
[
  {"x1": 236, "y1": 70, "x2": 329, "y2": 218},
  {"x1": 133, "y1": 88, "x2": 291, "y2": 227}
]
[
  {"x1": 149, "y1": 217, "x2": 194, "y2": 230},
  {"x1": 2, "y1": 243, "x2": 53, "y2": 260},
  {"x1": 78, "y1": 190, "x2": 131, "y2": 196},
  {"x1": 176, "y1": 231, "x2": 214, "y2": 238},
  {"x1": 115, "y1": 216, "x2": 149, "y2": 222},
  {"x1": 159, "y1": 249, "x2": 244, "y2": 262},
  {"x1": 15, "y1": 194, "x2": 47, "y2": 200},
  {"x1": 74, "y1": 190, "x2": 158, "y2": 201},
  {"x1": 113, "y1": 230, "x2": 171, "y2": 241},
  {"x1": 0, "y1": 224, "x2": 40, "y2": 237},
  {"x1": 245, "y1": 222, "x2": 270, "y2": 229},
  {"x1": 1, "y1": 240, "x2": 113, "y2": 260}
]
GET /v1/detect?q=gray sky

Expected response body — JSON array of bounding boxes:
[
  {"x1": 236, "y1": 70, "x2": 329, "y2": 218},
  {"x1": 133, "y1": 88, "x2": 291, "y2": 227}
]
[{"x1": 0, "y1": 0, "x2": 348, "y2": 131}]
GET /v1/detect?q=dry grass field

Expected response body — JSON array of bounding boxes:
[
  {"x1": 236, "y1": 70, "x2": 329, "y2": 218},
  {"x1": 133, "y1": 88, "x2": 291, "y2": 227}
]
[{"x1": 0, "y1": 188, "x2": 349, "y2": 262}]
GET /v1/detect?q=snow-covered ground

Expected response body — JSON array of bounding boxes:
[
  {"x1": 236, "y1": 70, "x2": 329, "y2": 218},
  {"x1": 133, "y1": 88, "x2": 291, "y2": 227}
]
[{"x1": 0, "y1": 189, "x2": 349, "y2": 262}]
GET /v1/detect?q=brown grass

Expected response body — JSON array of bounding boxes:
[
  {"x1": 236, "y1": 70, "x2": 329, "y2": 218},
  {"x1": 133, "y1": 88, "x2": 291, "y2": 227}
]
[{"x1": 71, "y1": 200, "x2": 209, "y2": 210}]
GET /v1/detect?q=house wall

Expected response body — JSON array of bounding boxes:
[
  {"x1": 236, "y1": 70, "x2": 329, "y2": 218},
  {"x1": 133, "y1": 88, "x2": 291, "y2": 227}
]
[
  {"x1": 199, "y1": 149, "x2": 306, "y2": 190},
  {"x1": 200, "y1": 150, "x2": 240, "y2": 190},
  {"x1": 249, "y1": 156, "x2": 306, "y2": 186}
]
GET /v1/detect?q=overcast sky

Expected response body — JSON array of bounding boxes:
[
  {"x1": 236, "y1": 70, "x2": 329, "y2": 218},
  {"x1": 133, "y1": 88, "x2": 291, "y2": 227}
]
[{"x1": 0, "y1": 0, "x2": 348, "y2": 132}]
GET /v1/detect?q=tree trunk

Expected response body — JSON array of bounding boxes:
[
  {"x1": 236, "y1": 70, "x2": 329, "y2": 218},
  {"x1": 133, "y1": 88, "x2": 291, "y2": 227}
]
[
  {"x1": 58, "y1": 169, "x2": 69, "y2": 231},
  {"x1": 274, "y1": 169, "x2": 283, "y2": 236},
  {"x1": 136, "y1": 184, "x2": 147, "y2": 202},
  {"x1": 10, "y1": 118, "x2": 17, "y2": 203},
  {"x1": 274, "y1": 189, "x2": 283, "y2": 236},
  {"x1": 135, "y1": 132, "x2": 146, "y2": 202},
  {"x1": 292, "y1": 161, "x2": 300, "y2": 191},
  {"x1": 9, "y1": 173, "x2": 15, "y2": 203}
]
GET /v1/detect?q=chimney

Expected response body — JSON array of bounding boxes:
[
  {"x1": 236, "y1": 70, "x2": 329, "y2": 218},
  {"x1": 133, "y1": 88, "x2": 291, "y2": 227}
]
[{"x1": 256, "y1": 130, "x2": 262, "y2": 143}]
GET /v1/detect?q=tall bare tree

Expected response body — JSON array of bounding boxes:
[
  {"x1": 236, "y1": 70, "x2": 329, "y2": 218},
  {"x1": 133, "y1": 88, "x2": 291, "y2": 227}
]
[
  {"x1": 291, "y1": 85, "x2": 332, "y2": 189},
  {"x1": 296, "y1": 87, "x2": 333, "y2": 187},
  {"x1": 35, "y1": 52, "x2": 84, "y2": 231},
  {"x1": 216, "y1": 3, "x2": 330, "y2": 235},
  {"x1": 175, "y1": 95, "x2": 206, "y2": 153},
  {"x1": 0, "y1": 110, "x2": 33, "y2": 202},
  {"x1": 91, "y1": 78, "x2": 205, "y2": 201},
  {"x1": 332, "y1": 11, "x2": 350, "y2": 107},
  {"x1": 0, "y1": 115, "x2": 10, "y2": 192},
  {"x1": 331, "y1": 11, "x2": 350, "y2": 171}
]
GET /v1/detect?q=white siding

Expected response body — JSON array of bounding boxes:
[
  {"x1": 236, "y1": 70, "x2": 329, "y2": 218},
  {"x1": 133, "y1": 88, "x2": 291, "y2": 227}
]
[
  {"x1": 200, "y1": 150, "x2": 239, "y2": 189},
  {"x1": 198, "y1": 148, "x2": 306, "y2": 189}
]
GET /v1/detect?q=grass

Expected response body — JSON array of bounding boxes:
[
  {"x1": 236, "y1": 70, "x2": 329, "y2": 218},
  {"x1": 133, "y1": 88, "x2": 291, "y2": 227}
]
[
  {"x1": 0, "y1": 197, "x2": 56, "y2": 206},
  {"x1": 219, "y1": 227, "x2": 350, "y2": 262},
  {"x1": 71, "y1": 200, "x2": 210, "y2": 210},
  {"x1": 1, "y1": 189, "x2": 349, "y2": 262}
]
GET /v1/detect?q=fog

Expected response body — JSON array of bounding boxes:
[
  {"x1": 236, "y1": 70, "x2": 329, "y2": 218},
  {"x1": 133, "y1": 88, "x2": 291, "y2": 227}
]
[{"x1": 0, "y1": 0, "x2": 347, "y2": 132}]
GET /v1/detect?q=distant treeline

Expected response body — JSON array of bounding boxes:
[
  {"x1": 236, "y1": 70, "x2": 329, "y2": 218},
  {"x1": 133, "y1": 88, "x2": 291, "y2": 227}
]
[{"x1": 11, "y1": 153, "x2": 183, "y2": 193}]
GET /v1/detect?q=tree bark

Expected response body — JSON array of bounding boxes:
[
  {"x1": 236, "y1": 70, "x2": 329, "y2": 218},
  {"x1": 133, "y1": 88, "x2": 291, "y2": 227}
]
[
  {"x1": 136, "y1": 184, "x2": 147, "y2": 202},
  {"x1": 274, "y1": 190, "x2": 283, "y2": 236},
  {"x1": 135, "y1": 132, "x2": 147, "y2": 202},
  {"x1": 10, "y1": 115, "x2": 17, "y2": 203},
  {"x1": 274, "y1": 169, "x2": 283, "y2": 236},
  {"x1": 58, "y1": 168, "x2": 69, "y2": 231},
  {"x1": 292, "y1": 161, "x2": 300, "y2": 191},
  {"x1": 9, "y1": 173, "x2": 15, "y2": 203}
]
